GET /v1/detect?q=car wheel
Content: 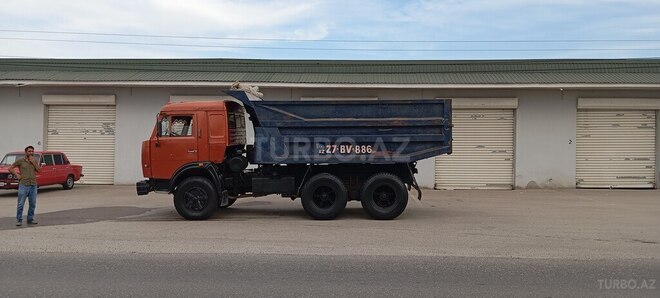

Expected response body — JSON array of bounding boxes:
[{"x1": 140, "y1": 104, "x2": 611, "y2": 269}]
[
  {"x1": 301, "y1": 173, "x2": 348, "y2": 220},
  {"x1": 360, "y1": 173, "x2": 408, "y2": 220},
  {"x1": 174, "y1": 177, "x2": 218, "y2": 220},
  {"x1": 62, "y1": 175, "x2": 75, "y2": 190}
]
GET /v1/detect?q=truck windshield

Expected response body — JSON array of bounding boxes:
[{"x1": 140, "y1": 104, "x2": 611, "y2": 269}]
[{"x1": 0, "y1": 154, "x2": 41, "y2": 165}]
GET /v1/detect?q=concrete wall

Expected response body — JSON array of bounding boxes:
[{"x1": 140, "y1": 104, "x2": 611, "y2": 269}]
[
  {"x1": 513, "y1": 89, "x2": 660, "y2": 189},
  {"x1": 2, "y1": 85, "x2": 658, "y2": 188},
  {"x1": 114, "y1": 88, "x2": 167, "y2": 184},
  {"x1": 0, "y1": 87, "x2": 45, "y2": 156},
  {"x1": 514, "y1": 90, "x2": 577, "y2": 188}
]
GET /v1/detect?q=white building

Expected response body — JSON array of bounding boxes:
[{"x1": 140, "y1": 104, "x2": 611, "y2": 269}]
[{"x1": 1, "y1": 58, "x2": 658, "y2": 189}]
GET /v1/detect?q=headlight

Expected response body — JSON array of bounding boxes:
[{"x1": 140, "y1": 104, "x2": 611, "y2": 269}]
[{"x1": 7, "y1": 174, "x2": 14, "y2": 179}]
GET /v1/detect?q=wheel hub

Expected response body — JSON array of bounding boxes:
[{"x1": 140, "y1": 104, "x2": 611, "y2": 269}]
[
  {"x1": 373, "y1": 185, "x2": 396, "y2": 208},
  {"x1": 184, "y1": 187, "x2": 209, "y2": 211},
  {"x1": 313, "y1": 186, "x2": 336, "y2": 209}
]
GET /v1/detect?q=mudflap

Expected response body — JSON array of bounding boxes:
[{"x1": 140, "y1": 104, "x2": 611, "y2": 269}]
[
  {"x1": 219, "y1": 189, "x2": 229, "y2": 207},
  {"x1": 407, "y1": 163, "x2": 423, "y2": 200}
]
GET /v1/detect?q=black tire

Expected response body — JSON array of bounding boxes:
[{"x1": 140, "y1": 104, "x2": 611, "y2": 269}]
[
  {"x1": 174, "y1": 177, "x2": 218, "y2": 220},
  {"x1": 220, "y1": 197, "x2": 237, "y2": 209},
  {"x1": 360, "y1": 173, "x2": 408, "y2": 220},
  {"x1": 301, "y1": 173, "x2": 348, "y2": 220},
  {"x1": 62, "y1": 175, "x2": 75, "y2": 190}
]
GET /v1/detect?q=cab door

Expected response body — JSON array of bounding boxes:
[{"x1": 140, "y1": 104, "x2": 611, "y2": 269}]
[{"x1": 150, "y1": 114, "x2": 199, "y2": 179}]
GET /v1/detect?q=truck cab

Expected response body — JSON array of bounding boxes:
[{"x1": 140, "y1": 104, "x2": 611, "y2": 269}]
[{"x1": 141, "y1": 101, "x2": 246, "y2": 181}]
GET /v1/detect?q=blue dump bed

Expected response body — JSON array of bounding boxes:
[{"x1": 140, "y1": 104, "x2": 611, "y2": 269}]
[{"x1": 226, "y1": 90, "x2": 452, "y2": 165}]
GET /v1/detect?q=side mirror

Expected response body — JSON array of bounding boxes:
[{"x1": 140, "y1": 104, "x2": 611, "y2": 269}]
[
  {"x1": 157, "y1": 120, "x2": 163, "y2": 137},
  {"x1": 156, "y1": 113, "x2": 165, "y2": 137}
]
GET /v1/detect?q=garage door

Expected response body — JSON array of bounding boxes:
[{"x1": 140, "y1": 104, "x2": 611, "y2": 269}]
[
  {"x1": 576, "y1": 110, "x2": 656, "y2": 188},
  {"x1": 435, "y1": 109, "x2": 515, "y2": 190},
  {"x1": 47, "y1": 105, "x2": 116, "y2": 184}
]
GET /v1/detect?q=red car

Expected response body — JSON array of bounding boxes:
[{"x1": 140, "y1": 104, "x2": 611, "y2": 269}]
[{"x1": 0, "y1": 151, "x2": 83, "y2": 190}]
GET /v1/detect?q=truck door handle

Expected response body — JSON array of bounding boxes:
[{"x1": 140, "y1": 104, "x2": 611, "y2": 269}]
[{"x1": 187, "y1": 149, "x2": 197, "y2": 153}]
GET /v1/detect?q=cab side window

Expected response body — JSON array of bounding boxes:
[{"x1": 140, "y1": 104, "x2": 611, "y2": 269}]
[
  {"x1": 54, "y1": 154, "x2": 64, "y2": 165},
  {"x1": 43, "y1": 154, "x2": 54, "y2": 166},
  {"x1": 167, "y1": 116, "x2": 194, "y2": 137}
]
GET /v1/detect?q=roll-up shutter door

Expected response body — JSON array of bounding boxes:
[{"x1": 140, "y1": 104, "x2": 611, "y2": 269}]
[
  {"x1": 47, "y1": 105, "x2": 116, "y2": 184},
  {"x1": 435, "y1": 109, "x2": 515, "y2": 190},
  {"x1": 576, "y1": 110, "x2": 656, "y2": 188}
]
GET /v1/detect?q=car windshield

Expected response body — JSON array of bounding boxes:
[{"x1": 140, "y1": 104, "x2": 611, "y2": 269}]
[{"x1": 0, "y1": 153, "x2": 41, "y2": 165}]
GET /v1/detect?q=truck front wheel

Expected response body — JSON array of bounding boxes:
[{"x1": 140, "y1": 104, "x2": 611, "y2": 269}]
[
  {"x1": 360, "y1": 173, "x2": 408, "y2": 220},
  {"x1": 174, "y1": 177, "x2": 218, "y2": 220},
  {"x1": 301, "y1": 173, "x2": 348, "y2": 220}
]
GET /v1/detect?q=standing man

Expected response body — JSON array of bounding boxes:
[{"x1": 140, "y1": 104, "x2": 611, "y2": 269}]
[{"x1": 8, "y1": 146, "x2": 40, "y2": 226}]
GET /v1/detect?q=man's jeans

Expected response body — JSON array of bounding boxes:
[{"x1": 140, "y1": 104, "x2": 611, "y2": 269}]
[{"x1": 17, "y1": 185, "x2": 37, "y2": 222}]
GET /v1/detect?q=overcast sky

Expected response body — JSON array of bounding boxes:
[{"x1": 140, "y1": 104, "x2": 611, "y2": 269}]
[{"x1": 1, "y1": 0, "x2": 659, "y2": 60}]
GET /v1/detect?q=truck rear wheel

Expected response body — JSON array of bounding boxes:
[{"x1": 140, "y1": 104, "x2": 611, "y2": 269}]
[
  {"x1": 174, "y1": 177, "x2": 218, "y2": 220},
  {"x1": 360, "y1": 173, "x2": 408, "y2": 220},
  {"x1": 301, "y1": 173, "x2": 348, "y2": 220}
]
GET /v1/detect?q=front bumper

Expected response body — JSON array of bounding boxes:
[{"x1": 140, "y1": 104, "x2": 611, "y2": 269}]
[
  {"x1": 0, "y1": 180, "x2": 19, "y2": 189},
  {"x1": 136, "y1": 180, "x2": 153, "y2": 195}
]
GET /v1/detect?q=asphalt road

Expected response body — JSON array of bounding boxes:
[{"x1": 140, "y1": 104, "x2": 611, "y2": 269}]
[
  {"x1": 0, "y1": 186, "x2": 659, "y2": 297},
  {"x1": 2, "y1": 252, "x2": 658, "y2": 297}
]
